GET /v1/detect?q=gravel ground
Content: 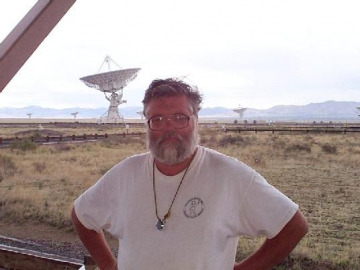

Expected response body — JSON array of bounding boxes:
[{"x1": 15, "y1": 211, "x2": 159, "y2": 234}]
[
  {"x1": 0, "y1": 235, "x2": 88, "y2": 261},
  {"x1": 0, "y1": 221, "x2": 118, "y2": 267}
]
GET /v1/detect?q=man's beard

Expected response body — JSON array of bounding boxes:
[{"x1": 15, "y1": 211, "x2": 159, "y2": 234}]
[{"x1": 147, "y1": 127, "x2": 200, "y2": 165}]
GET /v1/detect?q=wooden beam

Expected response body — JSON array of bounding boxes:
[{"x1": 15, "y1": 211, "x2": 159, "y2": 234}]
[
  {"x1": 0, "y1": 0, "x2": 76, "y2": 93},
  {"x1": 0, "y1": 244, "x2": 84, "y2": 270}
]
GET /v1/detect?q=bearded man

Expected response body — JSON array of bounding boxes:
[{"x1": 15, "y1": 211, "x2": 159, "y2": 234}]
[{"x1": 72, "y1": 78, "x2": 308, "y2": 270}]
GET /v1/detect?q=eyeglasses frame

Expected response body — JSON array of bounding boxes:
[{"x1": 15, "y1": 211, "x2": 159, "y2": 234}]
[{"x1": 146, "y1": 113, "x2": 194, "y2": 131}]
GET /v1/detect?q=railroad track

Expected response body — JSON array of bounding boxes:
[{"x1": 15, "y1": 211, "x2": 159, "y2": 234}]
[
  {"x1": 0, "y1": 132, "x2": 143, "y2": 147},
  {"x1": 223, "y1": 126, "x2": 360, "y2": 134},
  {"x1": 0, "y1": 236, "x2": 96, "y2": 270}
]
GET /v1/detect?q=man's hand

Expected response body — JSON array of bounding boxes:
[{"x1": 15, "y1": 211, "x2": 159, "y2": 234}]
[
  {"x1": 71, "y1": 207, "x2": 118, "y2": 270},
  {"x1": 234, "y1": 210, "x2": 308, "y2": 270}
]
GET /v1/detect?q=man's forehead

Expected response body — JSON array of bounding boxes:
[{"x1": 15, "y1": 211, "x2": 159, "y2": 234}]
[{"x1": 144, "y1": 95, "x2": 192, "y2": 115}]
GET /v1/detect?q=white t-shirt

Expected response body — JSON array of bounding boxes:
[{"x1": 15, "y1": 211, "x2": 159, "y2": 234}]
[{"x1": 74, "y1": 146, "x2": 298, "y2": 270}]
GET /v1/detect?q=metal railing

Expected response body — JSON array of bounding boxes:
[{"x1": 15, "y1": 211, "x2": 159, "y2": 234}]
[
  {"x1": 0, "y1": 132, "x2": 144, "y2": 147},
  {"x1": 0, "y1": 236, "x2": 96, "y2": 270},
  {"x1": 222, "y1": 125, "x2": 360, "y2": 134}
]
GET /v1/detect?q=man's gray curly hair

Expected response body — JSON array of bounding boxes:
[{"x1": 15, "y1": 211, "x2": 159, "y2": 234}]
[{"x1": 142, "y1": 78, "x2": 203, "y2": 116}]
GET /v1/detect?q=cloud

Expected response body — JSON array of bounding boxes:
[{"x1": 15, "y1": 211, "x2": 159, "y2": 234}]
[{"x1": 1, "y1": 0, "x2": 360, "y2": 110}]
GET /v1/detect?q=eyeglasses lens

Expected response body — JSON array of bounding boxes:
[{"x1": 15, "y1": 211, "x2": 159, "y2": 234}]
[{"x1": 149, "y1": 114, "x2": 190, "y2": 130}]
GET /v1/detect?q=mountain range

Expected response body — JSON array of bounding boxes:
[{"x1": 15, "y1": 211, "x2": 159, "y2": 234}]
[{"x1": 0, "y1": 101, "x2": 359, "y2": 121}]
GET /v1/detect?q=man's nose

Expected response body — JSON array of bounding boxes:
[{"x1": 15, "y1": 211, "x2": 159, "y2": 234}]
[{"x1": 163, "y1": 117, "x2": 176, "y2": 130}]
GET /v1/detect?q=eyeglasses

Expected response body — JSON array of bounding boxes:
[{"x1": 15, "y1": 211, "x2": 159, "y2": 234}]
[{"x1": 147, "y1": 113, "x2": 193, "y2": 131}]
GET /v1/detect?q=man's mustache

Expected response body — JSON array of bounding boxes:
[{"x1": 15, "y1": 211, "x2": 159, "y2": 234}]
[{"x1": 157, "y1": 131, "x2": 183, "y2": 144}]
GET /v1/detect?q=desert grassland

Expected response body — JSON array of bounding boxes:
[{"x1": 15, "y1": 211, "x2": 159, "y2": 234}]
[{"x1": 0, "y1": 125, "x2": 359, "y2": 269}]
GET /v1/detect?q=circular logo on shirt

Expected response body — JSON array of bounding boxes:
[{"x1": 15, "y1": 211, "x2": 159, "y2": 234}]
[{"x1": 184, "y1": 197, "x2": 205, "y2": 218}]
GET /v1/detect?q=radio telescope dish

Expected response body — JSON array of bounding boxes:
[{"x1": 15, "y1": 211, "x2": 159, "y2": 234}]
[
  {"x1": 71, "y1": 112, "x2": 78, "y2": 120},
  {"x1": 233, "y1": 104, "x2": 247, "y2": 119},
  {"x1": 80, "y1": 56, "x2": 140, "y2": 123}
]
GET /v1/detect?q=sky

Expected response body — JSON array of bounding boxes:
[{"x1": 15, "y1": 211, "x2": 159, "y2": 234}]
[{"x1": 0, "y1": 0, "x2": 360, "y2": 110}]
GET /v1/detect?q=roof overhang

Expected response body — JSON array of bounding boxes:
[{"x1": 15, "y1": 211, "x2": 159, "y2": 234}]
[{"x1": 0, "y1": 0, "x2": 76, "y2": 93}]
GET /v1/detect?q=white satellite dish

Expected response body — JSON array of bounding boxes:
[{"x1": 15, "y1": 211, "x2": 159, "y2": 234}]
[
  {"x1": 71, "y1": 112, "x2": 78, "y2": 119},
  {"x1": 233, "y1": 105, "x2": 247, "y2": 119},
  {"x1": 80, "y1": 56, "x2": 140, "y2": 123}
]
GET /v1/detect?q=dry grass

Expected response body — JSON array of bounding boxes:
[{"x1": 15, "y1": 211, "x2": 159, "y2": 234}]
[
  {"x1": 0, "y1": 125, "x2": 359, "y2": 269},
  {"x1": 201, "y1": 130, "x2": 360, "y2": 269},
  {"x1": 0, "y1": 136, "x2": 147, "y2": 228}
]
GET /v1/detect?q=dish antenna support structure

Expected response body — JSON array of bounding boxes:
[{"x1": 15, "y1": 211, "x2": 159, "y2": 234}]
[
  {"x1": 233, "y1": 105, "x2": 247, "y2": 119},
  {"x1": 80, "y1": 56, "x2": 140, "y2": 123},
  {"x1": 71, "y1": 112, "x2": 78, "y2": 120},
  {"x1": 357, "y1": 106, "x2": 360, "y2": 117}
]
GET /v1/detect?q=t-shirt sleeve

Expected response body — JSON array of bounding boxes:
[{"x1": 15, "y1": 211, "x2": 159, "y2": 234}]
[
  {"x1": 238, "y1": 171, "x2": 298, "y2": 239},
  {"x1": 74, "y1": 173, "x2": 113, "y2": 233}
]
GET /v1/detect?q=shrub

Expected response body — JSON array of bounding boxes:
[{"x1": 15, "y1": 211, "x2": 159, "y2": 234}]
[
  {"x1": 53, "y1": 144, "x2": 74, "y2": 152},
  {"x1": 218, "y1": 135, "x2": 253, "y2": 147},
  {"x1": 270, "y1": 137, "x2": 288, "y2": 150},
  {"x1": 285, "y1": 143, "x2": 312, "y2": 153},
  {"x1": 33, "y1": 162, "x2": 47, "y2": 173},
  {"x1": 218, "y1": 135, "x2": 234, "y2": 146},
  {"x1": 9, "y1": 139, "x2": 37, "y2": 152},
  {"x1": 321, "y1": 143, "x2": 337, "y2": 154},
  {"x1": 99, "y1": 167, "x2": 111, "y2": 175},
  {"x1": 0, "y1": 155, "x2": 17, "y2": 181}
]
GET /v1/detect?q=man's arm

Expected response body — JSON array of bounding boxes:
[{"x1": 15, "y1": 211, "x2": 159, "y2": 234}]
[
  {"x1": 234, "y1": 209, "x2": 309, "y2": 270},
  {"x1": 71, "y1": 207, "x2": 117, "y2": 270}
]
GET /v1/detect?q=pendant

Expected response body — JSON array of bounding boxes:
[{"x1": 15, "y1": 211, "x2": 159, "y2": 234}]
[{"x1": 156, "y1": 219, "x2": 165, "y2": 231}]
